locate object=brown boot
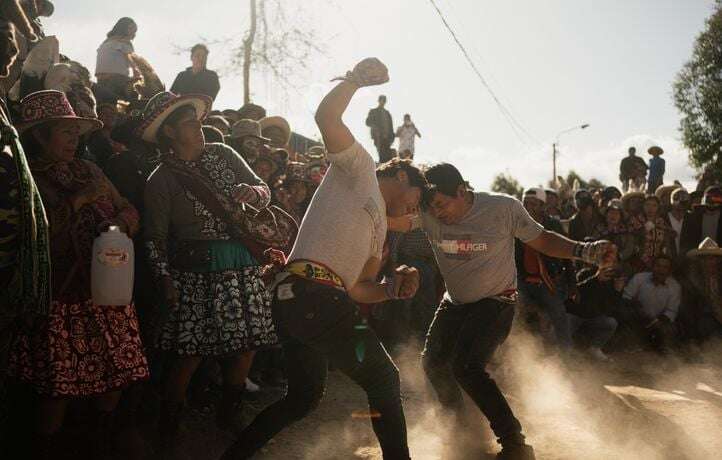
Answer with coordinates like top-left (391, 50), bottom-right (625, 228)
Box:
top-left (215, 384), bottom-right (245, 433)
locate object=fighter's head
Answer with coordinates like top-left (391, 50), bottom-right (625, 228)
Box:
top-left (423, 163), bottom-right (471, 225)
top-left (376, 158), bottom-right (426, 213)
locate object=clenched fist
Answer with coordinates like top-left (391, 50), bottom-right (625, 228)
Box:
top-left (332, 57), bottom-right (389, 88)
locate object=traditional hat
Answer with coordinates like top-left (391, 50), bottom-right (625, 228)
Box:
top-left (621, 190), bottom-right (646, 206)
top-left (701, 185), bottom-right (722, 208)
top-left (670, 188), bottom-right (690, 205)
top-left (228, 118), bottom-right (271, 142)
top-left (260, 116), bottom-right (291, 145)
top-left (648, 146), bottom-right (664, 156)
top-left (16, 90), bottom-right (102, 134)
top-left (237, 102), bottom-right (266, 121)
top-left (602, 186), bottom-right (622, 202)
top-left (523, 187), bottom-right (546, 203)
top-left (138, 91), bottom-right (211, 143)
top-left (202, 125), bottom-right (224, 144)
top-left (285, 162), bottom-right (312, 183)
top-left (687, 237), bottom-right (722, 258)
top-left (306, 145), bottom-right (326, 159)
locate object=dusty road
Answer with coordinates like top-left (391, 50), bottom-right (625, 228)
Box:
top-left (180, 325), bottom-right (722, 460)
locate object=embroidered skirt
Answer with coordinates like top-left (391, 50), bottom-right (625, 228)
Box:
top-left (8, 300), bottom-right (149, 397)
top-left (160, 266), bottom-right (277, 356)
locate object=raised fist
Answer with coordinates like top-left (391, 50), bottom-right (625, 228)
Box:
top-left (333, 57), bottom-right (389, 88)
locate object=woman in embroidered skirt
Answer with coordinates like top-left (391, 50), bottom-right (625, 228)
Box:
top-left (7, 90), bottom-right (149, 457)
top-left (140, 92), bottom-right (277, 452)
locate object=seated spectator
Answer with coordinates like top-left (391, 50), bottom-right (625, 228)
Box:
top-left (680, 185), bottom-right (722, 255)
top-left (667, 188), bottom-right (691, 257)
top-left (566, 265), bottom-right (621, 360)
top-left (260, 115), bottom-right (291, 149)
top-left (226, 118), bottom-right (269, 164)
top-left (95, 17), bottom-right (140, 102)
top-left (682, 238), bottom-right (722, 342)
top-left (630, 195), bottom-right (674, 270)
top-left (276, 162), bottom-right (312, 222)
top-left (593, 199), bottom-right (635, 274)
top-left (170, 43), bottom-right (220, 101)
top-left (545, 188), bottom-right (562, 219)
top-left (621, 255), bottom-right (681, 353)
top-left (517, 188), bottom-right (575, 349)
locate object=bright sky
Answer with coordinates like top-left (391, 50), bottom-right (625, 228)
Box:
top-left (45, 0), bottom-right (716, 190)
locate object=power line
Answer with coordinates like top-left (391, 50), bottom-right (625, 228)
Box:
top-left (427, 0), bottom-right (540, 147)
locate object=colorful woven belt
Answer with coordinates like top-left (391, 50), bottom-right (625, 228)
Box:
top-left (285, 260), bottom-right (345, 289)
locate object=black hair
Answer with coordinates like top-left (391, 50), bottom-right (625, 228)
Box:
top-left (424, 163), bottom-right (466, 197)
top-left (191, 43), bottom-right (209, 55)
top-left (156, 105), bottom-right (197, 151)
top-left (376, 158), bottom-right (426, 189)
top-left (106, 17), bottom-right (136, 39)
top-left (628, 146), bottom-right (636, 154)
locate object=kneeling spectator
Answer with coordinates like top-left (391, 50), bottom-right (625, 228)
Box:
top-left (565, 265), bottom-right (621, 360)
top-left (683, 238), bottom-right (722, 342)
top-left (622, 255), bottom-right (681, 353)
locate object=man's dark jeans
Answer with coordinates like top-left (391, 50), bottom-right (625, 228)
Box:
top-left (222, 277), bottom-right (410, 460)
top-left (422, 298), bottom-right (524, 446)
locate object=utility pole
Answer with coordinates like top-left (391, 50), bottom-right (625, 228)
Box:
top-left (552, 142), bottom-right (557, 184)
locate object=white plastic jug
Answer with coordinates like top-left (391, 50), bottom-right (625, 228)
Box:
top-left (91, 226), bottom-right (134, 306)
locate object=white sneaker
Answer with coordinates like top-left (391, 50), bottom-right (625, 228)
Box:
top-left (245, 377), bottom-right (261, 392)
top-left (588, 347), bottom-right (612, 362)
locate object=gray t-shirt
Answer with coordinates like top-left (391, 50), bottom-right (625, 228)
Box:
top-left (422, 192), bottom-right (543, 305)
top-left (288, 142), bottom-right (386, 288)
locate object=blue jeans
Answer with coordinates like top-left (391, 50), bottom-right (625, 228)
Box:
top-left (519, 281), bottom-right (573, 348)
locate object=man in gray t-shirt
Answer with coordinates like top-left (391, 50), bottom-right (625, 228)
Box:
top-left (415, 163), bottom-right (615, 460)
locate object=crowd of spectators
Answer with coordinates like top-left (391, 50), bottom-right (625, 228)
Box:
top-left (0, 5), bottom-right (721, 460)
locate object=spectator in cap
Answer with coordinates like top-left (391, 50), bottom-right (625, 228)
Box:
top-left (647, 146), bottom-right (665, 194)
top-left (600, 186), bottom-right (622, 215)
top-left (517, 187), bottom-right (576, 349)
top-left (593, 199), bottom-right (635, 273)
top-left (259, 115), bottom-right (291, 149)
top-left (238, 102), bottom-right (266, 121)
top-left (680, 185), bottom-right (722, 255)
top-left (170, 43), bottom-right (220, 101)
top-left (622, 189), bottom-right (645, 222)
top-left (227, 118), bottom-right (271, 165)
top-left (619, 146), bottom-right (648, 192)
top-left (667, 188), bottom-right (690, 256)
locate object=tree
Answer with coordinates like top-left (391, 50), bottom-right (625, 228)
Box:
top-left (233, 0), bottom-right (326, 104)
top-left (491, 173), bottom-right (523, 199)
top-left (673, 2), bottom-right (722, 181)
top-left (564, 170), bottom-right (605, 191)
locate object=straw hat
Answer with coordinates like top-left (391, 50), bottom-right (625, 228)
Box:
top-left (648, 146), bottom-right (664, 156)
top-left (259, 116), bottom-right (291, 145)
top-left (228, 118), bottom-right (271, 142)
top-left (621, 190), bottom-right (646, 206)
top-left (523, 187), bottom-right (546, 203)
top-left (687, 237), bottom-right (722, 258)
top-left (16, 90), bottom-right (102, 135)
top-left (138, 91), bottom-right (211, 143)
top-left (285, 162), bottom-right (312, 184)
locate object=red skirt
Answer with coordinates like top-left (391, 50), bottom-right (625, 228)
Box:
top-left (8, 300), bottom-right (149, 397)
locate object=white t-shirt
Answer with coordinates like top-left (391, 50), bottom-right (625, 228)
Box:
top-left (288, 142), bottom-right (386, 288)
top-left (396, 123), bottom-right (418, 154)
top-left (96, 38), bottom-right (133, 76)
top-left (422, 192), bottom-right (544, 304)
top-left (623, 272), bottom-right (681, 321)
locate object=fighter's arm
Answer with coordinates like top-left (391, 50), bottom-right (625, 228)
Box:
top-left (347, 257), bottom-right (419, 304)
top-left (315, 81), bottom-right (358, 154)
top-left (526, 230), bottom-right (617, 268)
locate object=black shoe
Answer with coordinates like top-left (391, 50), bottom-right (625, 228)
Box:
top-left (497, 444), bottom-right (536, 460)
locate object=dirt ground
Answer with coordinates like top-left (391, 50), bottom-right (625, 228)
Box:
top-left (176, 321), bottom-right (722, 460)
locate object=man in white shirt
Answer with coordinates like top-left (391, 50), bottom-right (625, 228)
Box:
top-left (623, 255), bottom-right (681, 351)
top-left (668, 188), bottom-right (690, 256)
top-left (222, 58), bottom-right (424, 460)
